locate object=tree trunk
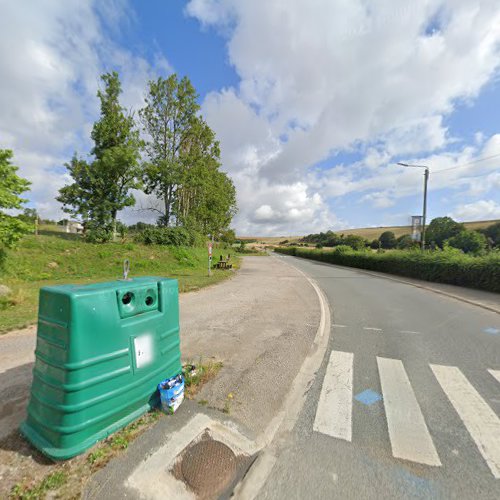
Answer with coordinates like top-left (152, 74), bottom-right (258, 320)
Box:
top-left (112, 210), bottom-right (117, 241)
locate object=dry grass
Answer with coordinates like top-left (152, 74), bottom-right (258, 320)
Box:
top-left (8, 409), bottom-right (163, 499)
top-left (183, 359), bottom-right (224, 399)
top-left (240, 219), bottom-right (500, 244)
top-left (6, 360), bottom-right (224, 499)
top-left (334, 219), bottom-right (499, 240)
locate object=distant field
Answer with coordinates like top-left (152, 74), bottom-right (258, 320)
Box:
top-left (241, 219), bottom-right (500, 244)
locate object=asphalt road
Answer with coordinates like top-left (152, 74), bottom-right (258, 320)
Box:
top-left (258, 255), bottom-right (500, 500)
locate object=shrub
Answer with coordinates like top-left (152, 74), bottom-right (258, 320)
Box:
top-left (300, 230), bottom-right (342, 247)
top-left (274, 246), bottom-right (500, 293)
top-left (219, 228), bottom-right (236, 245)
top-left (397, 234), bottom-right (418, 250)
top-left (85, 223), bottom-right (113, 243)
top-left (332, 245), bottom-right (353, 255)
top-left (426, 217), bottom-right (464, 248)
top-left (483, 222), bottom-right (500, 247)
top-left (134, 227), bottom-right (203, 246)
top-left (379, 231), bottom-right (397, 249)
top-left (446, 230), bottom-right (487, 255)
top-left (343, 235), bottom-right (368, 250)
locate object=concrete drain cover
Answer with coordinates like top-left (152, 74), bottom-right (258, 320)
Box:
top-left (181, 439), bottom-right (237, 496)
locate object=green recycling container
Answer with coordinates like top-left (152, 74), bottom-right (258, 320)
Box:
top-left (20, 277), bottom-right (181, 460)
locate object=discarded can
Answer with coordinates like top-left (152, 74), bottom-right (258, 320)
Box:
top-left (158, 374), bottom-right (184, 414)
top-left (183, 364), bottom-right (197, 378)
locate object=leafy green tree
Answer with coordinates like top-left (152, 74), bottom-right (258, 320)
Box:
top-left (175, 116), bottom-right (237, 234)
top-left (396, 234), bottom-right (418, 249)
top-left (58, 72), bottom-right (141, 241)
top-left (300, 230), bottom-right (341, 247)
top-left (324, 231), bottom-right (341, 247)
top-left (57, 155), bottom-right (93, 227)
top-left (447, 230), bottom-right (487, 254)
top-left (18, 208), bottom-right (38, 223)
top-left (220, 228), bottom-right (236, 245)
top-left (483, 222), bottom-right (500, 247)
top-left (140, 75), bottom-right (237, 234)
top-left (379, 231), bottom-right (397, 249)
top-left (343, 234), bottom-right (367, 250)
top-left (426, 217), bottom-right (464, 248)
top-left (128, 221), bottom-right (155, 233)
top-left (0, 149), bottom-right (31, 247)
top-left (140, 74), bottom-right (199, 226)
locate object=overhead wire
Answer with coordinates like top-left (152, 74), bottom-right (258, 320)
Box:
top-left (432, 151), bottom-right (500, 174)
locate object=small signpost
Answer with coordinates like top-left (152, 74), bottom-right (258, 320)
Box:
top-left (208, 241), bottom-right (213, 277)
top-left (411, 215), bottom-right (423, 242)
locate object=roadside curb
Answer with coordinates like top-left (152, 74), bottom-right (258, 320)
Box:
top-left (357, 269), bottom-right (500, 315)
top-left (234, 256), bottom-right (332, 499)
top-left (279, 254), bottom-right (499, 315)
top-left (360, 268), bottom-right (500, 314)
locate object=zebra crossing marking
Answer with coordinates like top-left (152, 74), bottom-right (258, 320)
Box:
top-left (489, 369), bottom-right (500, 385)
top-left (313, 352), bottom-right (500, 476)
top-left (431, 364), bottom-right (500, 479)
top-left (377, 357), bottom-right (441, 466)
top-left (313, 350), bottom-right (353, 441)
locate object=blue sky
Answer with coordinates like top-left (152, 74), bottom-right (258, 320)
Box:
top-left (1, 0), bottom-right (500, 235)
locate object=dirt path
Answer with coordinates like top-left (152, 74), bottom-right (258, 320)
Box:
top-left (0, 256), bottom-right (320, 496)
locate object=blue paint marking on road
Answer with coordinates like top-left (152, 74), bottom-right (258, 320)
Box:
top-left (483, 327), bottom-right (500, 335)
top-left (354, 389), bottom-right (382, 406)
top-left (394, 468), bottom-right (437, 499)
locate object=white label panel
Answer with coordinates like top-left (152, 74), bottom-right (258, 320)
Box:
top-left (134, 335), bottom-right (153, 369)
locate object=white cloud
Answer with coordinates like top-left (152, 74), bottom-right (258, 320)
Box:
top-left (450, 200), bottom-right (500, 221)
top-left (2, 1), bottom-right (500, 234)
top-left (0, 0), bottom-right (169, 221)
top-left (188, 0), bottom-right (500, 233)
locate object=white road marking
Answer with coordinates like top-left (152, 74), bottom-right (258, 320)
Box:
top-left (489, 370), bottom-right (500, 384)
top-left (363, 327), bottom-right (382, 331)
top-left (431, 364), bottom-right (500, 478)
top-left (400, 330), bottom-right (421, 334)
top-left (377, 357), bottom-right (441, 466)
top-left (332, 324), bottom-right (347, 328)
top-left (313, 350), bottom-right (353, 441)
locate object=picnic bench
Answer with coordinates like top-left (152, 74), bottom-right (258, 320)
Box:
top-left (214, 254), bottom-right (233, 269)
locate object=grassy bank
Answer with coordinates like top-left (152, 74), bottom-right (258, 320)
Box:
top-left (275, 246), bottom-right (500, 293)
top-left (0, 233), bottom-right (238, 333)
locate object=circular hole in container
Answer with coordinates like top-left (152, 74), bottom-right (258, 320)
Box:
top-left (122, 292), bottom-right (134, 305)
top-left (145, 295), bottom-right (154, 306)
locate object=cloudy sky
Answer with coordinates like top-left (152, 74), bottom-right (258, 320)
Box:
top-left (2, 0), bottom-right (500, 235)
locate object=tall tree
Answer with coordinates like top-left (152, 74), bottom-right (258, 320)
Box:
top-left (57, 155), bottom-right (93, 226)
top-left (57, 72), bottom-right (141, 240)
top-left (139, 74), bottom-right (200, 226)
top-left (176, 117), bottom-right (237, 235)
top-left (0, 149), bottom-right (31, 247)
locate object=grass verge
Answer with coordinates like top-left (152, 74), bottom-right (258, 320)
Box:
top-left (0, 233), bottom-right (238, 333)
top-left (7, 359), bottom-right (224, 499)
top-left (183, 359), bottom-right (224, 399)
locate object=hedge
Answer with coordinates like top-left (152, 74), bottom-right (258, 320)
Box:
top-left (275, 247), bottom-right (500, 293)
top-left (133, 227), bottom-right (205, 247)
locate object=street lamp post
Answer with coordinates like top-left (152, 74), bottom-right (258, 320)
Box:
top-left (397, 162), bottom-right (430, 250)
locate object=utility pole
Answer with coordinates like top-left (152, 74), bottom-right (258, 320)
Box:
top-left (397, 162), bottom-right (430, 250)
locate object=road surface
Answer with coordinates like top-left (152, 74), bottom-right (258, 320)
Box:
top-left (258, 254), bottom-right (500, 499)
